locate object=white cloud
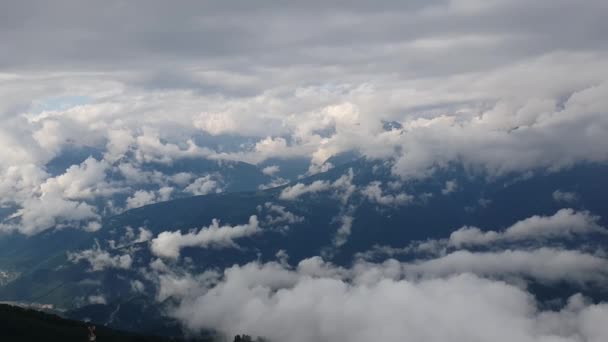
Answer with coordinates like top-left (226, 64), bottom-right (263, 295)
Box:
top-left (164, 255), bottom-right (608, 342)
top-left (333, 215), bottom-right (354, 247)
top-left (40, 157), bottom-right (112, 200)
top-left (279, 169), bottom-right (356, 203)
top-left (125, 187), bottom-right (174, 209)
top-left (449, 209), bottom-right (605, 247)
top-left (68, 242), bottom-right (133, 272)
top-left (279, 180), bottom-right (331, 200)
top-left (0, 157), bottom-right (115, 234)
top-left (261, 165), bottom-right (280, 176)
top-left (361, 181), bottom-right (414, 206)
top-left (183, 175), bottom-right (222, 196)
top-left (150, 216), bottom-right (261, 259)
top-left (403, 248), bottom-right (608, 284)
top-left (2, 194), bottom-right (101, 235)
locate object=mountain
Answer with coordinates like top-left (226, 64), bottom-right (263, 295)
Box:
top-left (1, 159), bottom-right (607, 334)
top-left (0, 303), bottom-right (212, 342)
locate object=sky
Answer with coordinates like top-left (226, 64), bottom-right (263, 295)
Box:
top-left (2, 1), bottom-right (608, 340)
top-left (2, 0), bottom-right (607, 235)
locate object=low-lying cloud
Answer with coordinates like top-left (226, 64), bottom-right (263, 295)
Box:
top-left (151, 216), bottom-right (261, 259)
top-left (449, 209), bottom-right (605, 247)
top-left (165, 255), bottom-right (608, 342)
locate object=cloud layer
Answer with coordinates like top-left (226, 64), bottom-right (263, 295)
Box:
top-left (166, 256), bottom-right (608, 342)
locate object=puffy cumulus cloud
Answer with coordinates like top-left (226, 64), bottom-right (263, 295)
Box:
top-left (39, 157), bottom-right (113, 200)
top-left (130, 227), bottom-right (153, 244)
top-left (0, 157), bottom-right (112, 234)
top-left (164, 255), bottom-right (608, 342)
top-left (150, 216), bottom-right (261, 259)
top-left (2, 195), bottom-right (101, 235)
top-left (389, 80), bottom-right (608, 179)
top-left (68, 242), bottom-right (133, 272)
top-left (183, 175), bottom-right (222, 196)
top-left (0, 164), bottom-right (48, 206)
top-left (125, 187), bottom-right (174, 209)
top-left (361, 181), bottom-right (414, 206)
top-left (449, 209), bottom-right (606, 248)
top-left (261, 165), bottom-right (280, 176)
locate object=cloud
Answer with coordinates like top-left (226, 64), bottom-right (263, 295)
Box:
top-left (183, 175), bottom-right (222, 196)
top-left (163, 255), bottom-right (608, 342)
top-left (150, 216), bottom-right (261, 259)
top-left (2, 194), bottom-right (101, 235)
top-left (553, 190), bottom-right (579, 203)
top-left (361, 181), bottom-right (414, 206)
top-left (39, 157), bottom-right (113, 200)
top-left (279, 169), bottom-right (356, 203)
top-left (279, 180), bottom-right (331, 200)
top-left (402, 248), bottom-right (608, 285)
top-left (130, 280), bottom-right (145, 294)
top-left (110, 226), bottom-right (153, 249)
top-left (259, 202), bottom-right (304, 227)
top-left (0, 157), bottom-right (114, 234)
top-left (125, 187), bottom-right (174, 209)
top-left (261, 165), bottom-right (280, 176)
top-left (333, 215), bottom-right (354, 247)
top-left (146, 207), bottom-right (608, 340)
top-left (87, 294), bottom-right (107, 305)
top-left (441, 180), bottom-right (458, 195)
top-left (68, 242), bottom-right (133, 272)
top-left (449, 209), bottom-right (605, 247)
